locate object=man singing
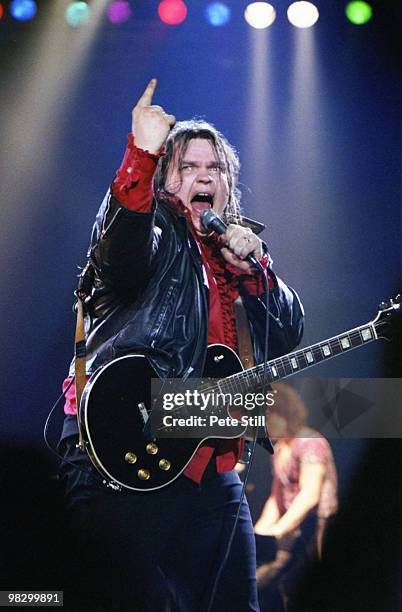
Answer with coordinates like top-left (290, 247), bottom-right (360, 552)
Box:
top-left (59, 79), bottom-right (304, 611)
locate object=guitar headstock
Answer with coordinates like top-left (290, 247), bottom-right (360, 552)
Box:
top-left (373, 295), bottom-right (401, 340)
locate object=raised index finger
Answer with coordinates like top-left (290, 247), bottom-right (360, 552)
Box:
top-left (136, 78), bottom-right (157, 107)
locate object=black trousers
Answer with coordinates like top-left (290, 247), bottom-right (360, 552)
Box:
top-left (59, 436), bottom-right (260, 612)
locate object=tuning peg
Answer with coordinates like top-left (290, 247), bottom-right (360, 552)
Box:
top-left (388, 295), bottom-right (401, 309)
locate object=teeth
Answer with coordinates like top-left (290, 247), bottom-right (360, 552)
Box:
top-left (191, 193), bottom-right (213, 203)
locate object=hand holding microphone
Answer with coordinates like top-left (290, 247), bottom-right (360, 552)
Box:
top-left (201, 209), bottom-right (265, 274)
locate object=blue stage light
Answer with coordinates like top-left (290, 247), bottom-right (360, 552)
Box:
top-left (205, 2), bottom-right (231, 27)
top-left (10, 0), bottom-right (37, 21)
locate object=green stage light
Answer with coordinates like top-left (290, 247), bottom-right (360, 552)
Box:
top-left (345, 1), bottom-right (373, 25)
top-left (65, 1), bottom-right (91, 28)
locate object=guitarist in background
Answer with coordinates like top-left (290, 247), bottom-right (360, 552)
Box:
top-left (59, 79), bottom-right (304, 611)
top-left (254, 383), bottom-right (338, 612)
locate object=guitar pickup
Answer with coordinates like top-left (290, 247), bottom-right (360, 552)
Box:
top-left (138, 402), bottom-right (149, 424)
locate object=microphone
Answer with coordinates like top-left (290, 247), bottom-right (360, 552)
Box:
top-left (201, 209), bottom-right (264, 273)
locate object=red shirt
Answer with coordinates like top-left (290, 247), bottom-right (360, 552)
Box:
top-left (273, 431), bottom-right (338, 518)
top-left (64, 135), bottom-right (272, 484)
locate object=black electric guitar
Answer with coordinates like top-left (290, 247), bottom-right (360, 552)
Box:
top-left (79, 297), bottom-right (400, 491)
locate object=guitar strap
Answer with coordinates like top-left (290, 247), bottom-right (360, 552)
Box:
top-left (234, 296), bottom-right (255, 369)
top-left (73, 262), bottom-right (94, 449)
top-left (74, 298), bottom-right (86, 449)
top-left (234, 295), bottom-right (274, 454)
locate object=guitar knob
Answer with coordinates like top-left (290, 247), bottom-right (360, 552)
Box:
top-left (138, 469), bottom-right (150, 480)
top-left (146, 443), bottom-right (158, 455)
top-left (124, 452), bottom-right (137, 464)
top-left (159, 459), bottom-right (171, 471)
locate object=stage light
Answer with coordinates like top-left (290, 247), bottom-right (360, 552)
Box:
top-left (205, 2), bottom-right (231, 27)
top-left (10, 0), bottom-right (37, 22)
top-left (244, 2), bottom-right (276, 29)
top-left (158, 0), bottom-right (187, 26)
top-left (287, 2), bottom-right (319, 28)
top-left (345, 1), bottom-right (373, 25)
top-left (65, 1), bottom-right (91, 28)
top-left (106, 0), bottom-right (131, 24)
top-left (0, 3), bottom-right (4, 20)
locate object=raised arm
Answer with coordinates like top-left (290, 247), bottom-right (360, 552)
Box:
top-left (88, 79), bottom-right (176, 294)
top-left (132, 78), bottom-right (176, 154)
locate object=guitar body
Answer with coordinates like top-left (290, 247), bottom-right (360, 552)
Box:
top-left (80, 344), bottom-right (244, 491)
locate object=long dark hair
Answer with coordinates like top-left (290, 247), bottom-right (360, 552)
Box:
top-left (153, 119), bottom-right (242, 224)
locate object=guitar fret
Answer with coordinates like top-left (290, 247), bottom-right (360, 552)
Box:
top-left (312, 346), bottom-right (322, 361)
top-left (299, 351), bottom-right (309, 367)
top-left (242, 374), bottom-right (252, 390)
top-left (275, 359), bottom-right (287, 378)
top-left (351, 330), bottom-right (364, 347)
top-left (281, 355), bottom-right (294, 376)
top-left (268, 360), bottom-right (283, 380)
top-left (221, 379), bottom-right (235, 395)
top-left (330, 337), bottom-right (343, 355)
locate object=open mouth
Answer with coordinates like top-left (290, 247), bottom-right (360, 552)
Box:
top-left (191, 193), bottom-right (213, 207)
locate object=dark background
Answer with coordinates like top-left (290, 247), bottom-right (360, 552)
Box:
top-left (0, 1), bottom-right (400, 609)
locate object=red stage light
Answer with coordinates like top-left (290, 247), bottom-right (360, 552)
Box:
top-left (0, 3), bottom-right (4, 19)
top-left (158, 0), bottom-right (187, 26)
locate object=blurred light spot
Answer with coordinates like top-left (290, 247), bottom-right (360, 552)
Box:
top-left (0, 3), bottom-right (4, 19)
top-left (244, 2), bottom-right (276, 29)
top-left (205, 2), bottom-right (231, 27)
top-left (106, 0), bottom-right (131, 24)
top-left (65, 2), bottom-right (91, 28)
top-left (345, 1), bottom-right (373, 25)
top-left (287, 1), bottom-right (319, 28)
top-left (10, 0), bottom-right (37, 21)
top-left (158, 0), bottom-right (187, 25)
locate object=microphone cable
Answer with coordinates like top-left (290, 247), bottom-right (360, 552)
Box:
top-left (206, 262), bottom-right (271, 612)
top-left (43, 377), bottom-right (104, 484)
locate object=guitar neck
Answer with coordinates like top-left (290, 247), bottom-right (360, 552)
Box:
top-left (220, 320), bottom-right (379, 394)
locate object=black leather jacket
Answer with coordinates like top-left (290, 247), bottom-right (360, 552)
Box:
top-left (75, 190), bottom-right (304, 379)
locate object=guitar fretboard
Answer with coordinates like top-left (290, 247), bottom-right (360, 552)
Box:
top-left (218, 322), bottom-right (378, 396)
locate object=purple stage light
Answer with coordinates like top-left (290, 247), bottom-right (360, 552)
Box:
top-left (107, 0), bottom-right (132, 24)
